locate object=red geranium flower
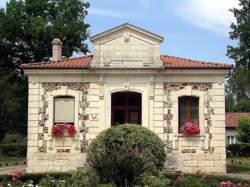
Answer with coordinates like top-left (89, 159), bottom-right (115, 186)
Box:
top-left (52, 124), bottom-right (77, 137)
top-left (67, 124), bottom-right (77, 136)
top-left (52, 124), bottom-right (63, 137)
top-left (180, 121), bottom-right (200, 135)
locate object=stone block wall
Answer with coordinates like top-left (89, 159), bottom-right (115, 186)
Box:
top-left (26, 73), bottom-right (226, 174)
top-left (27, 82), bottom-right (99, 173)
top-left (162, 82), bottom-right (226, 173)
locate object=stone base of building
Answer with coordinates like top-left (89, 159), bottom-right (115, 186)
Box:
top-left (26, 152), bottom-right (226, 174)
top-left (165, 153), bottom-right (226, 174)
top-left (26, 153), bottom-right (86, 173)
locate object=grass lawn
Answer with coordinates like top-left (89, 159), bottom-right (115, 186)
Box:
top-left (0, 155), bottom-right (26, 167)
top-left (227, 157), bottom-right (250, 174)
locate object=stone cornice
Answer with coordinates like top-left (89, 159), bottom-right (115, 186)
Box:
top-left (24, 68), bottom-right (230, 76)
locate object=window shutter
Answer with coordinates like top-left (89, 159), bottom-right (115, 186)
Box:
top-left (54, 97), bottom-right (75, 123)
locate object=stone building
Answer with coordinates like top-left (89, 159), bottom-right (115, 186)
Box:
top-left (21, 23), bottom-right (232, 173)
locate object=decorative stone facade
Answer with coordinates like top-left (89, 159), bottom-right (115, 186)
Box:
top-left (163, 82), bottom-right (226, 173)
top-left (25, 23), bottom-right (229, 173)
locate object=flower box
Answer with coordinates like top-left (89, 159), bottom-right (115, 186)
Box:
top-left (180, 121), bottom-right (200, 135)
top-left (52, 123), bottom-right (77, 137)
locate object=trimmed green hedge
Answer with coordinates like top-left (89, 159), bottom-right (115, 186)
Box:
top-left (227, 143), bottom-right (250, 157)
top-left (0, 143), bottom-right (27, 157)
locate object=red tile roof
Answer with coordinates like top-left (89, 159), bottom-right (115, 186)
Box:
top-left (226, 113), bottom-right (250, 127)
top-left (20, 56), bottom-right (92, 69)
top-left (161, 55), bottom-right (233, 69)
top-left (20, 55), bottom-right (233, 70)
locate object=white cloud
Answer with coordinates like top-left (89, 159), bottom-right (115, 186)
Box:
top-left (175, 0), bottom-right (239, 35)
top-left (89, 7), bottom-right (133, 19)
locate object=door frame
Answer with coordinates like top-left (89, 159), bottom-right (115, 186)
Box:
top-left (105, 88), bottom-right (148, 130)
top-left (111, 91), bottom-right (142, 125)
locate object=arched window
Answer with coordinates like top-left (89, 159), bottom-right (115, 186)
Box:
top-left (54, 96), bottom-right (75, 124)
top-left (178, 96), bottom-right (199, 131)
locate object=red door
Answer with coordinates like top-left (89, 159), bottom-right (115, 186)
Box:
top-left (111, 92), bottom-right (141, 126)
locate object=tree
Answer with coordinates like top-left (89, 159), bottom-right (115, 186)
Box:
top-left (87, 125), bottom-right (166, 187)
top-left (227, 0), bottom-right (250, 112)
top-left (236, 119), bottom-right (250, 143)
top-left (0, 0), bottom-right (90, 142)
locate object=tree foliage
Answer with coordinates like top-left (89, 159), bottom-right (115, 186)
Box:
top-left (236, 119), bottom-right (250, 143)
top-left (87, 124), bottom-right (166, 187)
top-left (227, 0), bottom-right (250, 112)
top-left (0, 0), bottom-right (89, 142)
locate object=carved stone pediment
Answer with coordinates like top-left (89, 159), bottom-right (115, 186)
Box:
top-left (90, 23), bottom-right (164, 69)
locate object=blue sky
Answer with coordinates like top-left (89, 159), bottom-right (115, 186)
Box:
top-left (0, 0), bottom-right (239, 64)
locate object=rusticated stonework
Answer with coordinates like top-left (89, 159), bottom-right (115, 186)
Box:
top-left (38, 94), bottom-right (49, 152)
top-left (38, 82), bottom-right (89, 153)
top-left (203, 92), bottom-right (215, 153)
top-left (78, 88), bottom-right (90, 153)
top-left (163, 83), bottom-right (214, 153)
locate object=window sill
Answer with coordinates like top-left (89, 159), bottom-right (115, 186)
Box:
top-left (52, 135), bottom-right (76, 138)
top-left (53, 123), bottom-right (75, 125)
top-left (174, 134), bottom-right (205, 138)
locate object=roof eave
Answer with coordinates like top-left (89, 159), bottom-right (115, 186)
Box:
top-left (165, 67), bottom-right (233, 70)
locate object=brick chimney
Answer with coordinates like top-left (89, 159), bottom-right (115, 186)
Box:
top-left (51, 38), bottom-right (62, 61)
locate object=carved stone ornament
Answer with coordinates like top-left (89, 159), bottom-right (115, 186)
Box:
top-left (43, 82), bottom-right (89, 93)
top-left (38, 94), bottom-right (49, 153)
top-left (38, 140), bottom-right (47, 153)
top-left (164, 83), bottom-right (212, 94)
top-left (57, 149), bottom-right (71, 153)
top-left (165, 140), bottom-right (173, 153)
top-left (181, 149), bottom-right (196, 153)
top-left (39, 82), bottom-right (90, 153)
top-left (38, 133), bottom-right (44, 140)
top-left (77, 83), bottom-right (90, 153)
top-left (163, 82), bottom-right (213, 153)
top-left (164, 126), bottom-right (173, 134)
top-left (203, 92), bottom-right (215, 153)
top-left (124, 32), bottom-right (130, 42)
top-left (80, 139), bottom-right (89, 153)
top-left (43, 127), bottom-right (48, 133)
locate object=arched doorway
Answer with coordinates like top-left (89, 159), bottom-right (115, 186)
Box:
top-left (111, 91), bottom-right (142, 126)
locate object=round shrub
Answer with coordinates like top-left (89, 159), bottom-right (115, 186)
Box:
top-left (87, 124), bottom-right (166, 186)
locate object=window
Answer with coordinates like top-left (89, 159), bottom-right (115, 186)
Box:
top-left (227, 136), bottom-right (236, 145)
top-left (178, 96), bottom-right (199, 131)
top-left (54, 96), bottom-right (75, 124)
